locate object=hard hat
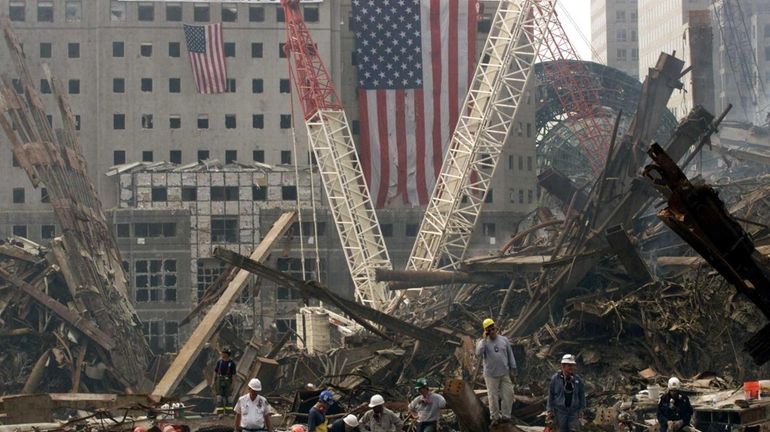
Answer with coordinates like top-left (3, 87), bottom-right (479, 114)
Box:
top-left (343, 415), bottom-right (359, 428)
top-left (291, 425), bottom-right (306, 432)
top-left (319, 390), bottom-right (334, 404)
top-left (482, 318), bottom-right (495, 330)
top-left (369, 394), bottom-right (385, 407)
top-left (248, 378), bottom-right (262, 391)
top-left (668, 377), bottom-right (681, 390)
top-left (414, 378), bottom-right (429, 389)
top-left (561, 354), bottom-right (577, 364)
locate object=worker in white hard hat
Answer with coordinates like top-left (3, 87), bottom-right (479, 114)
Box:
top-left (360, 394), bottom-right (403, 432)
top-left (546, 354), bottom-right (586, 432)
top-left (657, 377), bottom-right (693, 432)
top-left (329, 414), bottom-right (361, 432)
top-left (234, 378), bottom-right (274, 432)
top-left (475, 318), bottom-right (517, 424)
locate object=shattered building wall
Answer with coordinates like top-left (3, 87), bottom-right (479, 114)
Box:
top-left (115, 166), bottom-right (346, 351)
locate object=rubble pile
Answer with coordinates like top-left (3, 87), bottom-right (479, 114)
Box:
top-left (3, 12), bottom-right (770, 432)
top-left (0, 238), bottom-right (133, 395)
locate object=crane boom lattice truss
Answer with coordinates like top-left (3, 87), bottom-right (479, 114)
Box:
top-left (536, 5), bottom-right (614, 174)
top-left (711, 0), bottom-right (766, 123)
top-left (282, 0), bottom-right (392, 310)
top-left (402, 0), bottom-right (556, 284)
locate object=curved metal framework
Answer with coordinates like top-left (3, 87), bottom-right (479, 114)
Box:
top-left (534, 60), bottom-right (679, 182)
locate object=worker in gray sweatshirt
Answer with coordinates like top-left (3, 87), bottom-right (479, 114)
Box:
top-left (475, 318), bottom-right (517, 424)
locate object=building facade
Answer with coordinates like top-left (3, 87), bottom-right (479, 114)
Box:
top-left (0, 0), bottom-right (539, 353)
top-left (637, 0), bottom-right (711, 118)
top-left (591, 0), bottom-right (639, 79)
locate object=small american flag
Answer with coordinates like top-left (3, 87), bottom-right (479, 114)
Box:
top-left (184, 23), bottom-right (227, 94)
top-left (354, 0), bottom-right (477, 208)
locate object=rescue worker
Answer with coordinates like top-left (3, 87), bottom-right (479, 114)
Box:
top-left (360, 394), bottom-right (404, 432)
top-left (546, 354), bottom-right (586, 432)
top-left (215, 348), bottom-right (237, 414)
top-left (657, 377), bottom-right (693, 432)
top-left (475, 318), bottom-right (517, 424)
top-left (308, 390), bottom-right (335, 432)
top-left (408, 378), bottom-right (446, 432)
top-left (233, 378), bottom-right (274, 432)
top-left (329, 415), bottom-right (361, 432)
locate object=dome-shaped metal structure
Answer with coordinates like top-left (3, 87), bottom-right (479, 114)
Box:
top-left (534, 60), bottom-right (679, 183)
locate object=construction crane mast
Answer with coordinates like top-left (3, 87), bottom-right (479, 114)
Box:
top-left (281, 0), bottom-right (392, 310)
top-left (711, 0), bottom-right (766, 123)
top-left (402, 0), bottom-right (558, 282)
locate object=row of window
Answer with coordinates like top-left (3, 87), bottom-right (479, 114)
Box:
top-left (616, 48), bottom-right (639, 62)
top-left (88, 77), bottom-right (291, 95)
top-left (115, 222), bottom-right (177, 239)
top-left (9, 1), bottom-right (321, 24)
top-left (8, 224), bottom-right (55, 239)
top-left (33, 40), bottom-right (286, 60)
top-left (111, 113), bottom-right (294, 131)
top-left (11, 187), bottom-right (48, 204)
top-left (111, 2), bottom-right (319, 24)
top-left (615, 29), bottom-right (638, 43)
top-left (615, 10), bottom-right (638, 22)
top-left (113, 149), bottom-right (298, 166)
top-left (145, 185), bottom-right (298, 203)
top-left (508, 155), bottom-right (535, 172)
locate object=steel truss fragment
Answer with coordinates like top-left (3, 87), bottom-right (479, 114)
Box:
top-left (306, 109), bottom-right (392, 309)
top-left (402, 0), bottom-right (556, 291)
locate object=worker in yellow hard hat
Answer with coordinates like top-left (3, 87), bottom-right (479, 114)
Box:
top-left (475, 318), bottom-right (517, 425)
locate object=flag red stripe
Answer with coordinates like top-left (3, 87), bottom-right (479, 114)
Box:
top-left (206, 25), bottom-right (216, 92)
top-left (430, 0), bottom-right (443, 178)
top-left (217, 24), bottom-right (227, 91)
top-left (358, 91), bottom-right (372, 188)
top-left (189, 55), bottom-right (200, 92)
top-left (415, 89), bottom-right (428, 204)
top-left (193, 54), bottom-right (204, 93)
top-left (376, 91), bottom-right (390, 208)
top-left (396, 90), bottom-right (408, 204)
top-left (209, 24), bottom-right (221, 92)
top-left (448, 0), bottom-right (459, 134)
top-left (214, 24), bottom-right (226, 92)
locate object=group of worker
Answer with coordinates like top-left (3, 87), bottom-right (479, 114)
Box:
top-left (221, 317), bottom-right (694, 432)
top-left (227, 377), bottom-right (444, 432)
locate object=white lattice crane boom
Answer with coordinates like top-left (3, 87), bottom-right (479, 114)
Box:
top-left (281, 0), bottom-right (392, 310)
top-left (400, 0), bottom-right (556, 293)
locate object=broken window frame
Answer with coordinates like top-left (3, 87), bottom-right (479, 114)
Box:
top-left (134, 259), bottom-right (177, 303)
top-left (211, 216), bottom-right (239, 243)
top-left (64, 0), bottom-right (81, 23)
top-left (110, 0), bottom-right (126, 21)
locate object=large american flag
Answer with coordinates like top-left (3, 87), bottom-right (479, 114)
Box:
top-left (184, 23), bottom-right (227, 94)
top-left (353, 0), bottom-right (478, 208)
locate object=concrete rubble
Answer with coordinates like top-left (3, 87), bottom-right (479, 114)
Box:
top-left (2, 12), bottom-right (770, 432)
